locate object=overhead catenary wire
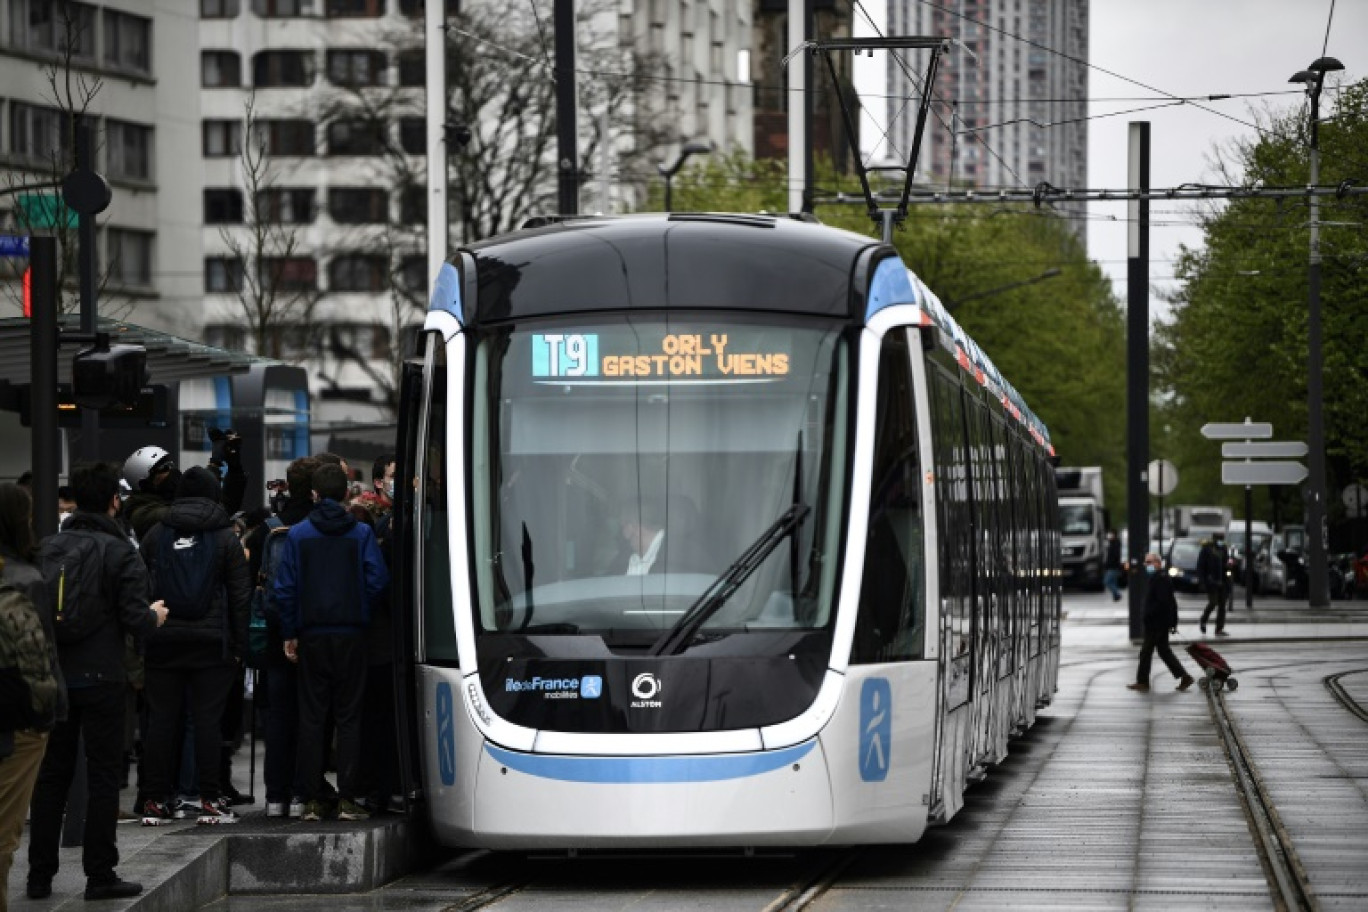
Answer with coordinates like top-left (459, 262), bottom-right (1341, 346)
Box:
top-left (911, 0), bottom-right (1269, 135)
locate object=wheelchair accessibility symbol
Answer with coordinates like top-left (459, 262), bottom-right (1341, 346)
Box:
top-left (858, 678), bottom-right (891, 782)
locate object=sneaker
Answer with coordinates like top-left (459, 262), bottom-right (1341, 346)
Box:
top-left (300, 800), bottom-right (327, 821)
top-left (266, 801), bottom-right (287, 818)
top-left (1215, 630), bottom-right (1230, 637)
top-left (197, 797), bottom-right (239, 825)
top-left (84, 877), bottom-right (143, 900)
top-left (173, 797), bottom-right (200, 820)
top-left (1177, 674), bottom-right (1195, 692)
top-left (1126, 682), bottom-right (1150, 692)
top-left (1199, 624), bottom-right (1206, 634)
top-left (141, 799), bottom-right (176, 827)
top-left (337, 799), bottom-right (371, 821)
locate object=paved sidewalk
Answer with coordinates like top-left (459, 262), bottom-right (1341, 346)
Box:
top-left (1062, 587), bottom-right (1368, 647)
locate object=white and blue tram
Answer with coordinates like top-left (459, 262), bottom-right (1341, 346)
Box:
top-left (391, 213), bottom-right (1061, 849)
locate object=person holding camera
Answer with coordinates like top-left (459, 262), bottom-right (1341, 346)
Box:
top-left (121, 430), bottom-right (246, 544)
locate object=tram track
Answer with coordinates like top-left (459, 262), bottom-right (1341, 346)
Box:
top-left (1325, 670), bottom-right (1368, 724)
top-left (761, 847), bottom-right (863, 912)
top-left (438, 880), bottom-right (530, 912)
top-left (1206, 674), bottom-right (1318, 912)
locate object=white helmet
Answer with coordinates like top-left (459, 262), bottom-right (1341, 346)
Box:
top-left (122, 446), bottom-right (175, 491)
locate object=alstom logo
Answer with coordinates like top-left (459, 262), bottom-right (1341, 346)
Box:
top-left (630, 673), bottom-right (662, 708)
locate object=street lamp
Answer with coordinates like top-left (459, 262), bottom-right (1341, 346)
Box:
top-left (944, 267), bottom-right (1062, 310)
top-left (1289, 55), bottom-right (1344, 608)
top-left (658, 141), bottom-right (712, 212)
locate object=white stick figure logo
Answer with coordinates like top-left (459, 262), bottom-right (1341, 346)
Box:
top-left (864, 690), bottom-right (886, 771)
top-left (859, 678), bottom-right (891, 782)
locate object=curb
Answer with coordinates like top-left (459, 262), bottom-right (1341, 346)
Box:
top-left (120, 815), bottom-right (432, 910)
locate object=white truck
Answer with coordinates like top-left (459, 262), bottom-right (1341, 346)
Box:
top-left (1055, 466), bottom-right (1108, 590)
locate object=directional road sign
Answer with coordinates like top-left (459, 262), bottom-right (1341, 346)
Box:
top-left (1222, 441), bottom-right (1309, 459)
top-left (0, 235), bottom-right (29, 257)
top-left (1221, 461), bottom-right (1309, 486)
top-left (1202, 421), bottom-right (1273, 440)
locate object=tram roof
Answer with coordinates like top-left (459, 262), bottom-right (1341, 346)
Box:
top-left (457, 213), bottom-right (883, 323)
top-left (437, 213), bottom-right (1052, 452)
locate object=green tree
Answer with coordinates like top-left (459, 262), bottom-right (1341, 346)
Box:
top-left (642, 153), bottom-right (1129, 514)
top-left (1157, 77), bottom-right (1368, 527)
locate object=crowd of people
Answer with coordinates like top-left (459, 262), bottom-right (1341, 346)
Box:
top-left (0, 438), bottom-right (398, 905)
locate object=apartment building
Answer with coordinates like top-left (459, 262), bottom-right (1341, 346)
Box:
top-left (198, 0), bottom-right (754, 428)
top-left (881, 0), bottom-right (1088, 198)
top-left (0, 0), bottom-right (203, 336)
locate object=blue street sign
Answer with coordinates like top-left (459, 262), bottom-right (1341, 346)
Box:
top-left (0, 235), bottom-right (30, 257)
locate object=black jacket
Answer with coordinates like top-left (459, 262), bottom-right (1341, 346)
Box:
top-left (47, 512), bottom-right (157, 687)
top-left (140, 496), bottom-right (251, 666)
top-left (1142, 571), bottom-right (1180, 633)
top-left (124, 491), bottom-right (170, 544)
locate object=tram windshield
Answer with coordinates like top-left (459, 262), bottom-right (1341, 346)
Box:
top-left (469, 315), bottom-right (850, 657)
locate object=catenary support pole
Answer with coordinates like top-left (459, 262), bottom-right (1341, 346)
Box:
top-left (425, 0), bottom-right (447, 288)
top-left (1305, 83), bottom-right (1330, 608)
top-left (1126, 122), bottom-right (1150, 642)
top-left (75, 117), bottom-right (99, 463)
top-left (554, 0), bottom-right (578, 216)
top-left (786, 0), bottom-right (805, 214)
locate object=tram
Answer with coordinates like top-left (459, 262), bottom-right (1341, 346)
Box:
top-left (391, 213), bottom-right (1061, 848)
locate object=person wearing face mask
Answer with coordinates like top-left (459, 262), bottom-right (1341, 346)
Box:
top-left (1128, 552), bottom-right (1194, 693)
top-left (352, 454), bottom-right (396, 524)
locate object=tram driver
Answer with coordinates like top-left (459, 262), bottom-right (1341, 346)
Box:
top-left (614, 493), bottom-right (712, 576)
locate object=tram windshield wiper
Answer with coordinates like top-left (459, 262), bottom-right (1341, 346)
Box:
top-left (648, 503), bottom-right (811, 657)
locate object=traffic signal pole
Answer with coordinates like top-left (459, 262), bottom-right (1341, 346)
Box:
top-left (29, 236), bottom-right (59, 541)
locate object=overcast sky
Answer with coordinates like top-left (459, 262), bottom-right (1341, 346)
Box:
top-left (853, 1), bottom-right (1366, 310)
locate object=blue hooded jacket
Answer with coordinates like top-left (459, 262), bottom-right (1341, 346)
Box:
top-left (273, 499), bottom-right (389, 639)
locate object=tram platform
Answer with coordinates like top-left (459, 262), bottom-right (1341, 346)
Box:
top-left (7, 749), bottom-right (433, 911)
top-left (9, 591), bottom-right (1368, 910)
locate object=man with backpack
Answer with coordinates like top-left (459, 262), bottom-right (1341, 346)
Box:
top-left (27, 463), bottom-right (168, 902)
top-left (136, 467), bottom-right (251, 826)
top-left (243, 456), bottom-right (318, 817)
top-left (275, 463), bottom-right (389, 822)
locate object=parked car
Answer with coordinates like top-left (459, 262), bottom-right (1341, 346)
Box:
top-left (1164, 537), bottom-right (1205, 593)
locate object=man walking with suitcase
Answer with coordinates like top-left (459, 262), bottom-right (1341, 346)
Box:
top-left (1128, 552), bottom-right (1194, 693)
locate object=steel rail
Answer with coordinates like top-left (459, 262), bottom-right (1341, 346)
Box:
top-left (1207, 679), bottom-right (1318, 912)
top-left (1324, 671), bottom-right (1368, 724)
top-left (438, 881), bottom-right (529, 912)
top-left (761, 847), bottom-right (863, 912)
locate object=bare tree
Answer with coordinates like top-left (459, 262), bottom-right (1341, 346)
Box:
top-left (1, 3), bottom-right (128, 318)
top-left (217, 92), bottom-right (323, 356)
top-left (302, 0), bottom-right (672, 415)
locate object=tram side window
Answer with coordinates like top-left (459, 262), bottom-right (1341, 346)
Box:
top-left (852, 331), bottom-right (925, 664)
top-left (419, 333), bottom-right (458, 662)
top-left (931, 367), bottom-right (972, 659)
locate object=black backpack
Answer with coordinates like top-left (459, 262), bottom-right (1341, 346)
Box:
top-left (37, 531), bottom-right (111, 644)
top-left (155, 526), bottom-right (220, 621)
top-left (246, 517), bottom-right (288, 668)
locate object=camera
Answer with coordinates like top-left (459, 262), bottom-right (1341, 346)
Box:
top-left (206, 427), bottom-right (242, 470)
top-left (266, 479), bottom-right (287, 514)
